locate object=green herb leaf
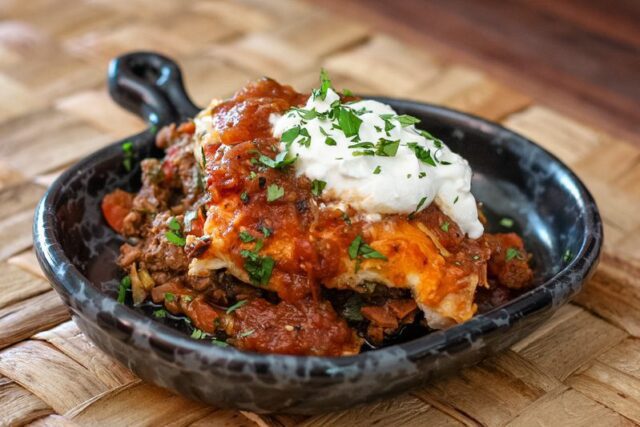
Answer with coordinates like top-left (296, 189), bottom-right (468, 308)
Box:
top-left (226, 299), bottom-right (248, 314)
top-left (440, 222), bottom-right (450, 232)
top-left (348, 235), bottom-right (386, 262)
top-left (348, 235), bottom-right (362, 260)
top-left (338, 108), bottom-right (362, 137)
top-left (164, 292), bottom-right (175, 302)
top-left (407, 142), bottom-right (436, 166)
top-left (191, 329), bottom-right (205, 339)
top-left (396, 114), bottom-right (421, 127)
top-left (499, 217), bottom-right (514, 228)
top-left (311, 179), bottom-right (327, 197)
top-left (563, 249), bottom-right (573, 263)
top-left (240, 191), bottom-right (249, 203)
top-left (241, 240), bottom-right (275, 286)
top-left (257, 150), bottom-right (297, 169)
top-left (319, 69), bottom-right (332, 100)
top-left (325, 137), bottom-right (337, 146)
top-left (409, 196), bottom-right (428, 219)
top-left (454, 195), bottom-right (459, 204)
top-left (117, 275), bottom-right (131, 304)
top-left (280, 126), bottom-right (301, 145)
top-left (200, 146), bottom-right (207, 169)
top-left (266, 184), bottom-right (285, 202)
top-left (165, 231), bottom-right (186, 246)
top-left (376, 139), bottom-right (400, 157)
top-left (342, 88), bottom-right (353, 96)
top-left (261, 226), bottom-right (272, 237)
top-left (167, 217), bottom-right (181, 231)
top-left (419, 130), bottom-right (443, 148)
top-left (348, 141), bottom-right (375, 149)
top-left (212, 339), bottom-right (229, 347)
top-left (153, 309), bottom-right (167, 318)
top-left (359, 243), bottom-right (387, 260)
top-left (122, 141), bottom-right (134, 171)
top-left (239, 230), bottom-right (255, 243)
top-left (373, 165), bottom-right (382, 174)
top-left (505, 247), bottom-right (523, 262)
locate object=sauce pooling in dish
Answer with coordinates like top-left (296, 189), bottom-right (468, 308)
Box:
top-left (103, 72), bottom-right (534, 356)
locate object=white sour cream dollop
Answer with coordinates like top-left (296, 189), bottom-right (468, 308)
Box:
top-left (272, 88), bottom-right (484, 238)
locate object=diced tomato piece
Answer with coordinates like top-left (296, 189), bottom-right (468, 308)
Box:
top-left (101, 189), bottom-right (134, 234)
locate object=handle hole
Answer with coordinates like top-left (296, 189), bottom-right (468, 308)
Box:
top-left (129, 58), bottom-right (162, 84)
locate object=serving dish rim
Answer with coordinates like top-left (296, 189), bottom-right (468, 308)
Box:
top-left (33, 103), bottom-right (602, 370)
top-left (32, 50), bottom-right (602, 370)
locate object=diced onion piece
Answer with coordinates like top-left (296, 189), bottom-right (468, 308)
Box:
top-left (130, 263), bottom-right (147, 305)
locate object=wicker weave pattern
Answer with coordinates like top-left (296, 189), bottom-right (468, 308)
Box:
top-left (0, 1), bottom-right (638, 425)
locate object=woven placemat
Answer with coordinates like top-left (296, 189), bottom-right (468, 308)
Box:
top-left (0, 1), bottom-right (639, 425)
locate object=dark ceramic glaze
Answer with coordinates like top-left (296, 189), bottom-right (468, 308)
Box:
top-left (33, 52), bottom-right (602, 414)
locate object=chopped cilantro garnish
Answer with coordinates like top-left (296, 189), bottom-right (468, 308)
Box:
top-left (240, 191), bottom-right (249, 203)
top-left (167, 217), bottom-right (181, 231)
top-left (373, 165), bottom-right (382, 174)
top-left (454, 195), bottom-right (459, 204)
top-left (164, 292), bottom-right (175, 302)
top-left (396, 114), bottom-right (421, 127)
top-left (500, 217), bottom-right (514, 228)
top-left (319, 69), bottom-right (332, 100)
top-left (505, 247), bottom-right (523, 262)
top-left (226, 299), bottom-right (248, 314)
top-left (281, 126), bottom-right (301, 145)
top-left (418, 172), bottom-right (426, 178)
top-left (419, 130), bottom-right (443, 148)
top-left (153, 309), bottom-right (167, 318)
top-left (191, 329), bottom-right (206, 339)
top-left (249, 171), bottom-right (257, 180)
top-left (342, 88), bottom-right (353, 97)
top-left (407, 142), bottom-right (437, 166)
top-left (348, 235), bottom-right (387, 272)
top-left (261, 226), bottom-right (272, 237)
top-left (311, 179), bottom-right (327, 197)
top-left (257, 150), bottom-right (297, 169)
top-left (338, 107), bottom-right (362, 137)
top-left (239, 230), bottom-right (255, 243)
top-left (165, 231), bottom-right (186, 246)
top-left (266, 184), bottom-right (285, 202)
top-left (212, 339), bottom-right (229, 347)
top-left (440, 222), bottom-right (450, 232)
top-left (563, 249), bottom-right (573, 263)
top-left (325, 137), bottom-right (337, 146)
top-left (376, 139), bottom-right (399, 157)
top-left (348, 141), bottom-right (375, 149)
top-left (348, 235), bottom-right (362, 260)
top-left (200, 146), bottom-right (207, 169)
top-left (409, 196), bottom-right (428, 219)
top-left (117, 275), bottom-right (131, 304)
top-left (241, 239), bottom-right (275, 286)
top-left (122, 141), bottom-right (134, 171)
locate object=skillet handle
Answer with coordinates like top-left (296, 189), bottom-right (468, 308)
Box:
top-left (108, 52), bottom-right (200, 126)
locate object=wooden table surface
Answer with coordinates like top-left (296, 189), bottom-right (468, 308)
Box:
top-left (1, 0), bottom-right (639, 426)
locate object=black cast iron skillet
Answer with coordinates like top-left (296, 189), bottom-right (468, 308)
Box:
top-left (33, 52), bottom-right (602, 414)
